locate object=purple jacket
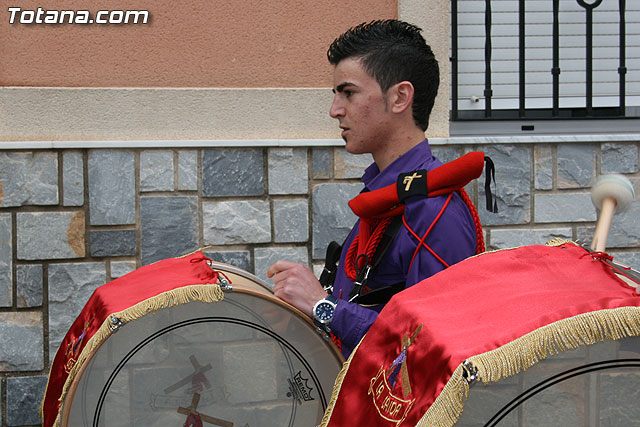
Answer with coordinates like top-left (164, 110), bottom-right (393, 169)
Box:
top-left (330, 140), bottom-right (478, 358)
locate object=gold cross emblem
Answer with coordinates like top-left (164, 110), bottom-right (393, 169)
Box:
top-left (402, 172), bottom-right (423, 191)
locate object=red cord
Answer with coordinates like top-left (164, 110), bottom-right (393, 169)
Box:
top-left (344, 217), bottom-right (393, 281)
top-left (344, 189), bottom-right (485, 283)
top-left (405, 193), bottom-right (453, 273)
top-left (458, 188), bottom-right (485, 254)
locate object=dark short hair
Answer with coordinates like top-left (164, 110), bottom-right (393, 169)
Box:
top-left (327, 19), bottom-right (439, 131)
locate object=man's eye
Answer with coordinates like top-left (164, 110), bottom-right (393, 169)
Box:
top-left (344, 90), bottom-right (353, 98)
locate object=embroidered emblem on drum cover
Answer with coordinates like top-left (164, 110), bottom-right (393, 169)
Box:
top-left (287, 371), bottom-right (314, 404)
top-left (368, 324), bottom-right (423, 426)
top-left (64, 316), bottom-right (94, 373)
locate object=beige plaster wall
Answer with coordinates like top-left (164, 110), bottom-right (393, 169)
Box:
top-left (1, 0), bottom-right (395, 87)
top-left (0, 0), bottom-right (451, 141)
top-left (399, 0), bottom-right (450, 137)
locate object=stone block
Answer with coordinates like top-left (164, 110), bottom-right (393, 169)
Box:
top-left (274, 199), bottom-right (309, 243)
top-left (489, 227), bottom-right (572, 250)
top-left (535, 193), bottom-right (597, 223)
top-left (88, 150), bottom-right (135, 225)
top-left (140, 150), bottom-right (174, 192)
top-left (110, 260), bottom-right (137, 278)
top-left (599, 372), bottom-right (640, 426)
top-left (312, 148), bottom-right (332, 179)
top-left (48, 263), bottom-right (106, 356)
top-left (202, 148), bottom-right (264, 197)
top-left (178, 150), bottom-right (198, 190)
top-left (203, 200), bottom-right (271, 245)
top-left (534, 144), bottom-right (553, 190)
top-left (268, 148), bottom-right (308, 195)
top-left (478, 145), bottom-right (531, 226)
top-left (334, 148), bottom-right (372, 179)
top-left (90, 229), bottom-right (137, 257)
top-left (222, 341), bottom-right (278, 403)
top-left (0, 151), bottom-right (58, 207)
top-left (0, 213), bottom-right (11, 307)
top-left (141, 196), bottom-right (199, 265)
top-left (203, 250), bottom-right (252, 273)
top-left (602, 142), bottom-right (638, 174)
top-left (312, 183), bottom-right (361, 259)
top-left (17, 211), bottom-right (85, 260)
top-left (557, 143), bottom-right (595, 188)
top-left (6, 375), bottom-right (47, 426)
top-left (254, 246), bottom-right (309, 286)
top-left (0, 312), bottom-right (43, 371)
top-left (16, 264), bottom-right (43, 308)
top-left (431, 146), bottom-right (463, 164)
top-left (62, 151), bottom-right (84, 206)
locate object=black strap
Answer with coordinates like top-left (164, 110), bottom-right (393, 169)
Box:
top-left (352, 281), bottom-right (405, 306)
top-left (484, 156), bottom-right (498, 213)
top-left (349, 215), bottom-right (405, 303)
top-left (319, 241), bottom-right (343, 292)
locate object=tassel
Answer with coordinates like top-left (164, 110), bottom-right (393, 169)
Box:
top-left (484, 156), bottom-right (498, 213)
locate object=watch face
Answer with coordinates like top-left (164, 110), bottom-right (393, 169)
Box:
top-left (315, 302), bottom-right (335, 324)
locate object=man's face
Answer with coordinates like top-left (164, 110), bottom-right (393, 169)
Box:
top-left (329, 58), bottom-right (393, 156)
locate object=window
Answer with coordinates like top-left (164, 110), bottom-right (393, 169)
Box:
top-left (451, 0), bottom-right (640, 134)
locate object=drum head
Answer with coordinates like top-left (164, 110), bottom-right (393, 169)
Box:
top-left (63, 272), bottom-right (343, 426)
top-left (455, 337), bottom-right (640, 426)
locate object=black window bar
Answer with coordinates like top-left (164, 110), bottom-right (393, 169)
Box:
top-left (451, 0), bottom-right (632, 121)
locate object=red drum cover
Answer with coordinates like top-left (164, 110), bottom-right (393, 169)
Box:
top-left (321, 242), bottom-right (640, 427)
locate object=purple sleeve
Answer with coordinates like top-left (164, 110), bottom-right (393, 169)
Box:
top-left (330, 299), bottom-right (380, 357)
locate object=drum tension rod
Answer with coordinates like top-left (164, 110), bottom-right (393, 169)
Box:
top-left (109, 316), bottom-right (125, 332)
top-left (462, 360), bottom-right (479, 386)
top-left (218, 276), bottom-right (232, 292)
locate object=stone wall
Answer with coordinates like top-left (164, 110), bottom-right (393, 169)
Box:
top-left (0, 139), bottom-right (639, 425)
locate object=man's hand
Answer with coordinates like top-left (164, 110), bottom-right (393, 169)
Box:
top-left (267, 260), bottom-right (328, 317)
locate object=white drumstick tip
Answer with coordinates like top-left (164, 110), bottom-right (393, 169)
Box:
top-left (591, 174), bottom-right (636, 253)
top-left (591, 174), bottom-right (635, 212)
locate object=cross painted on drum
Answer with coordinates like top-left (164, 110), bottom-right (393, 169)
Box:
top-left (164, 355), bottom-right (213, 395)
top-left (177, 393), bottom-right (233, 427)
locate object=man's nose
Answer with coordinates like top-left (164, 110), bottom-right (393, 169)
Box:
top-left (329, 96), bottom-right (344, 118)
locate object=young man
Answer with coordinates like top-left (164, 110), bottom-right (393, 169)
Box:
top-left (267, 20), bottom-right (478, 358)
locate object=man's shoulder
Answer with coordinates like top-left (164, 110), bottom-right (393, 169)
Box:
top-left (403, 190), bottom-right (474, 228)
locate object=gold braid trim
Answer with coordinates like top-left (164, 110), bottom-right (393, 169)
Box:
top-left (416, 306), bottom-right (640, 427)
top-left (42, 283), bottom-right (224, 427)
top-left (318, 339), bottom-right (363, 426)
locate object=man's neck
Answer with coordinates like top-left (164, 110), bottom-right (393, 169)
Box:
top-left (373, 128), bottom-right (427, 171)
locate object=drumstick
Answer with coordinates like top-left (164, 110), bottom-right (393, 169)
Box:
top-left (590, 174), bottom-right (635, 252)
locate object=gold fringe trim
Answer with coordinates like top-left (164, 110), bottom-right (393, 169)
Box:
top-left (416, 306), bottom-right (640, 427)
top-left (318, 339), bottom-right (363, 426)
top-left (42, 283), bottom-right (224, 427)
top-left (545, 237), bottom-right (575, 247)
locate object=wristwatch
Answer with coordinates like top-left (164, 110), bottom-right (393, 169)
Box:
top-left (312, 295), bottom-right (339, 333)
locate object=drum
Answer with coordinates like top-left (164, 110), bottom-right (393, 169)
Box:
top-left (320, 242), bottom-right (640, 427)
top-left (42, 252), bottom-right (344, 427)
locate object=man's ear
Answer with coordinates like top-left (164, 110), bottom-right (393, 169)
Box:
top-left (389, 81), bottom-right (415, 114)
